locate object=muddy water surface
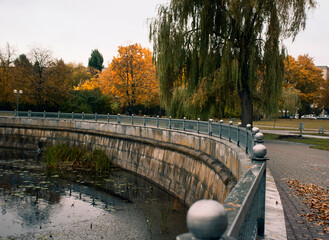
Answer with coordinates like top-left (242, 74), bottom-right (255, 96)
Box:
top-left (0, 149), bottom-right (188, 239)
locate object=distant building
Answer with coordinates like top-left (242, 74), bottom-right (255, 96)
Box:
top-left (316, 66), bottom-right (329, 80)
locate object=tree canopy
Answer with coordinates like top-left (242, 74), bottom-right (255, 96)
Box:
top-left (80, 44), bottom-right (159, 115)
top-left (88, 49), bottom-right (104, 73)
top-left (150, 0), bottom-right (317, 125)
top-left (284, 55), bottom-right (323, 115)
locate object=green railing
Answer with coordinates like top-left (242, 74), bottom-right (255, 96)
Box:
top-left (0, 110), bottom-right (268, 240)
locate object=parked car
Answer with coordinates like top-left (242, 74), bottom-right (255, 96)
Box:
top-left (301, 114), bottom-right (317, 119)
top-left (318, 114), bottom-right (329, 120)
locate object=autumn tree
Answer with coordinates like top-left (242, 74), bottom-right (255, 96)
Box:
top-left (284, 55), bottom-right (323, 115)
top-left (0, 43), bottom-right (16, 109)
top-left (66, 63), bottom-right (93, 88)
top-left (88, 49), bottom-right (104, 73)
top-left (11, 48), bottom-right (72, 111)
top-left (318, 79), bottom-right (329, 112)
top-left (150, 0), bottom-right (317, 125)
top-left (99, 44), bottom-right (159, 114)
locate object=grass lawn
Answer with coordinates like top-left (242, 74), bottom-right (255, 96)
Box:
top-left (264, 133), bottom-right (329, 151)
top-left (254, 119), bottom-right (329, 130)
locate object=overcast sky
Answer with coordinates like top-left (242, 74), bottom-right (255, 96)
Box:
top-left (1, 0), bottom-right (328, 67)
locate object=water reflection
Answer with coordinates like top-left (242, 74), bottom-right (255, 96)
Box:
top-left (0, 148), bottom-right (188, 239)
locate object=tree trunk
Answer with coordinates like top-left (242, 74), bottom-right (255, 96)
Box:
top-left (239, 87), bottom-right (253, 127)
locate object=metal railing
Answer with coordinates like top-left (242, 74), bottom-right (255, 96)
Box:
top-left (1, 110), bottom-right (255, 156)
top-left (0, 110), bottom-right (268, 240)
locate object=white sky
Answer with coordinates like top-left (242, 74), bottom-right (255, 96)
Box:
top-left (0, 0), bottom-right (328, 67)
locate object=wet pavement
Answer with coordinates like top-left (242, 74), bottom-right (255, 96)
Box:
top-left (266, 140), bottom-right (329, 240)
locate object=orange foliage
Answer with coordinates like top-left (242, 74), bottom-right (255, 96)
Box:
top-left (284, 55), bottom-right (323, 105)
top-left (99, 44), bottom-right (159, 110)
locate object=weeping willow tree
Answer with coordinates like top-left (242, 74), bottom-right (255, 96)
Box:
top-left (150, 0), bottom-right (316, 125)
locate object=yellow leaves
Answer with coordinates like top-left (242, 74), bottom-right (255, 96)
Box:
top-left (100, 43), bottom-right (159, 108)
top-left (284, 55), bottom-right (323, 105)
top-left (287, 179), bottom-right (329, 233)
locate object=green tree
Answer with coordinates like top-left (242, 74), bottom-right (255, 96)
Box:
top-left (88, 49), bottom-right (104, 73)
top-left (62, 89), bottom-right (114, 114)
top-left (150, 0), bottom-right (316, 125)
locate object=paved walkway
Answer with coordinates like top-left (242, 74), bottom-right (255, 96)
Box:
top-left (262, 129), bottom-right (329, 139)
top-left (266, 140), bottom-right (329, 240)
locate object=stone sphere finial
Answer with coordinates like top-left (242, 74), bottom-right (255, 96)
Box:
top-left (252, 127), bottom-right (259, 134)
top-left (246, 124), bottom-right (251, 130)
top-left (255, 132), bottom-right (264, 141)
top-left (187, 200), bottom-right (228, 239)
top-left (253, 144), bottom-right (267, 159)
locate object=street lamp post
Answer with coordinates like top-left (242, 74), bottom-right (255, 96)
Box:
top-left (13, 89), bottom-right (23, 117)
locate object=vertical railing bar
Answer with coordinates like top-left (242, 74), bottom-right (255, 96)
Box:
top-left (183, 117), bottom-right (186, 131)
top-left (117, 114), bottom-right (121, 124)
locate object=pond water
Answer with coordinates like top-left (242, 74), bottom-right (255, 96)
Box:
top-left (0, 149), bottom-right (188, 239)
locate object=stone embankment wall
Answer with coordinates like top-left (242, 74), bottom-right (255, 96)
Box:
top-left (0, 117), bottom-right (250, 206)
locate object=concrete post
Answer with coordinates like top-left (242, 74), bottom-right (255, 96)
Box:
top-left (58, 111), bottom-right (60, 119)
top-left (43, 111), bottom-right (46, 119)
top-left (72, 112), bottom-right (74, 120)
top-left (131, 114), bottom-right (134, 125)
top-left (28, 110), bottom-right (31, 118)
top-left (156, 115), bottom-right (159, 128)
top-left (143, 115), bottom-right (146, 126)
top-left (107, 113), bottom-right (110, 122)
top-left (82, 112), bottom-right (84, 121)
top-left (169, 116), bottom-right (172, 129)
top-left (95, 113), bottom-right (97, 122)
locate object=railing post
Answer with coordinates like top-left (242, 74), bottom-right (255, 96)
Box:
top-left (143, 115), bottom-right (146, 126)
top-left (43, 111), bottom-right (46, 119)
top-left (229, 121), bottom-right (233, 142)
top-left (82, 112), bottom-right (84, 121)
top-left (156, 115), bottom-right (159, 128)
top-left (183, 117), bottom-right (186, 131)
top-left (208, 119), bottom-right (213, 136)
top-left (169, 116), bottom-right (172, 129)
top-left (28, 110), bottom-right (31, 118)
top-left (197, 118), bottom-right (200, 134)
top-left (246, 123), bottom-right (251, 154)
top-left (237, 122), bottom-right (242, 146)
top-left (107, 113), bottom-right (110, 122)
top-left (95, 113), bottom-right (97, 122)
top-left (219, 120), bottom-right (223, 138)
top-left (117, 114), bottom-right (121, 124)
top-left (58, 111), bottom-right (60, 119)
top-left (14, 110), bottom-right (17, 117)
top-left (131, 114), bottom-right (134, 125)
top-left (252, 132), bottom-right (268, 238)
top-left (72, 112), bottom-right (74, 120)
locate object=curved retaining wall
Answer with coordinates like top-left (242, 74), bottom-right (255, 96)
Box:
top-left (0, 117), bottom-right (251, 206)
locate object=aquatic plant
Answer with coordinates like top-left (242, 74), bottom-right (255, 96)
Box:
top-left (46, 143), bottom-right (111, 172)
